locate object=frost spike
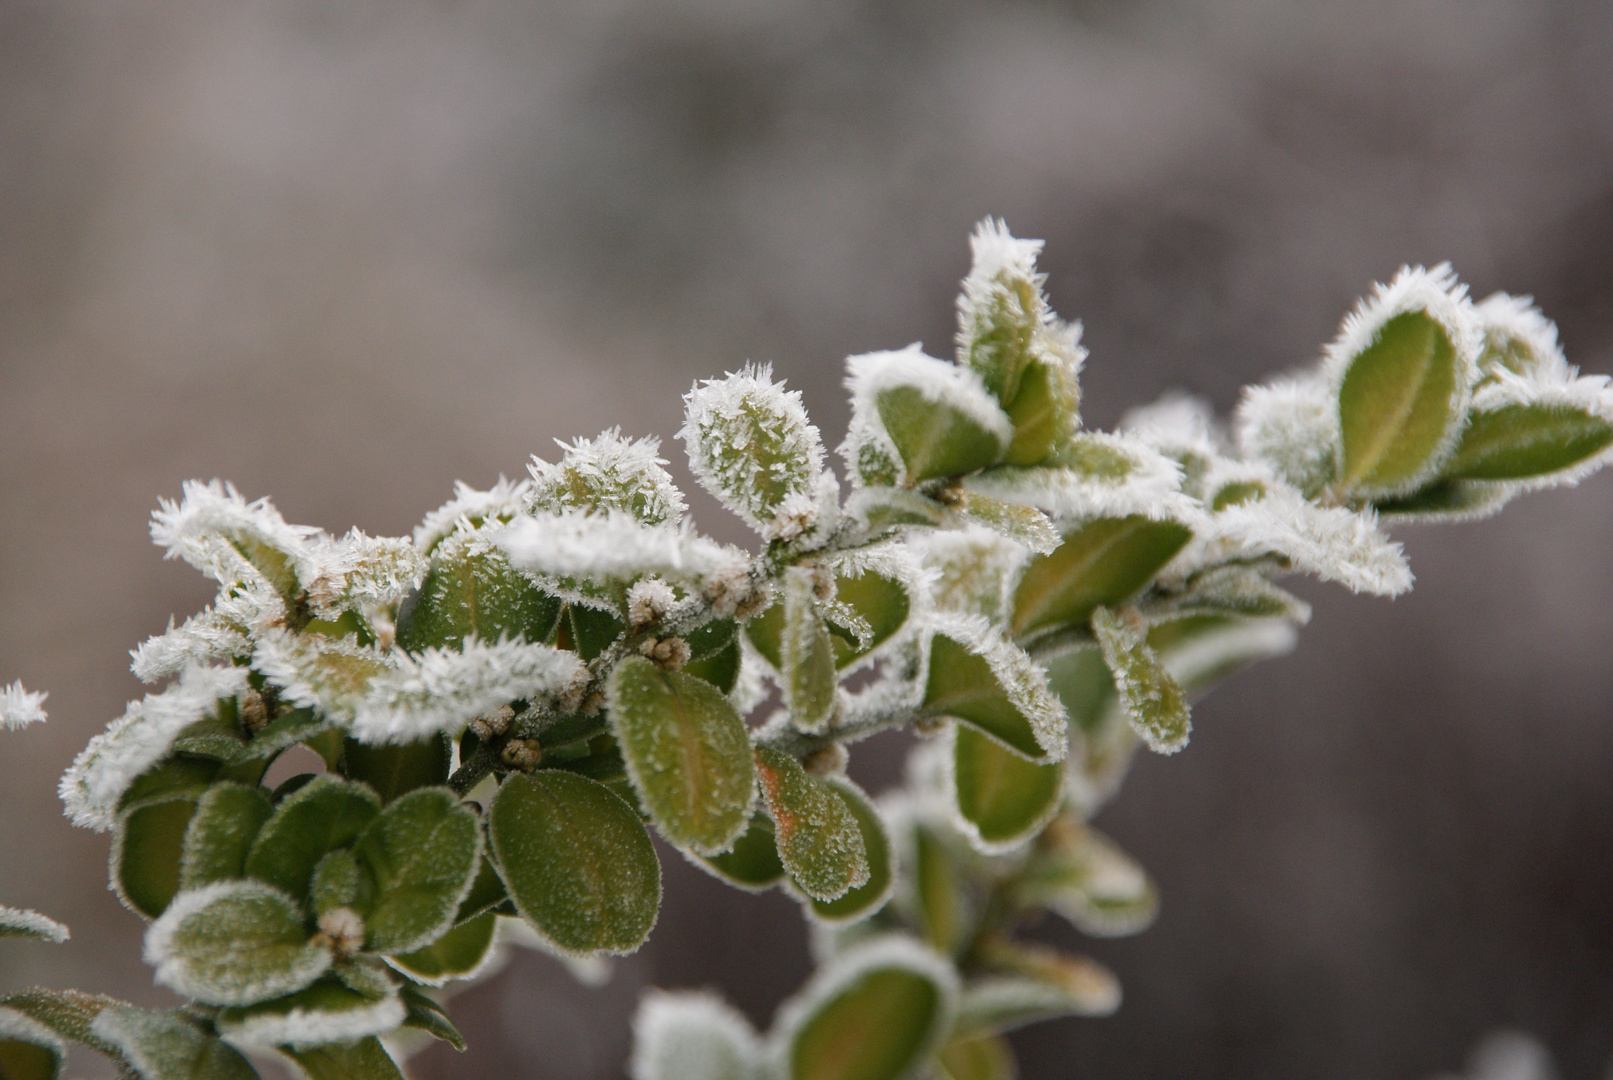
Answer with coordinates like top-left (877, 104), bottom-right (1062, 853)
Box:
top-left (527, 429), bottom-right (687, 526)
top-left (0, 682), bottom-right (47, 729)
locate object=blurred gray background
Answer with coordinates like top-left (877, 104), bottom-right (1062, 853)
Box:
top-left (3, 0), bottom-right (1612, 1077)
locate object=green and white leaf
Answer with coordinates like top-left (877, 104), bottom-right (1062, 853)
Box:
top-left (1009, 515), bottom-right (1193, 640)
top-left (630, 990), bottom-right (763, 1080)
top-left (696, 810), bottom-right (787, 892)
top-left (353, 787), bottom-right (481, 955)
top-left (910, 525), bottom-right (1028, 625)
top-left (1448, 363), bottom-right (1613, 488)
top-left (145, 881), bottom-right (330, 1006)
top-left (962, 433), bottom-right (1192, 522)
top-left (1375, 479), bottom-right (1517, 523)
top-left (113, 795), bottom-right (199, 919)
top-left (282, 1037), bottom-right (406, 1080)
top-left (413, 476), bottom-right (532, 555)
top-left (947, 725), bottom-right (1063, 855)
top-left (245, 775), bottom-right (381, 903)
top-left (951, 967), bottom-right (1120, 1036)
top-left (920, 620), bottom-right (1067, 763)
top-left (217, 980), bottom-right (406, 1050)
top-left (1473, 292), bottom-right (1571, 385)
top-left (150, 479), bottom-right (319, 606)
top-left (394, 533), bottom-right (561, 653)
top-left (388, 912), bottom-right (498, 986)
top-left (300, 530), bottom-right (423, 622)
top-left (1232, 372), bottom-right (1342, 498)
top-left (0, 907), bottom-right (69, 944)
top-left (754, 746), bottom-right (869, 904)
top-left (842, 487), bottom-right (946, 533)
top-left (771, 935), bottom-right (958, 1080)
top-left (607, 656), bottom-right (756, 856)
top-left (92, 1004), bottom-right (258, 1080)
top-left (1135, 565), bottom-right (1311, 626)
top-left (780, 568), bottom-right (839, 734)
top-left (179, 782), bottom-right (275, 892)
top-left (0, 1006), bottom-right (63, 1080)
top-left (1015, 820), bottom-right (1157, 937)
top-left (951, 495), bottom-right (1059, 555)
top-left (1091, 608), bottom-right (1190, 754)
top-left (841, 346), bottom-right (1012, 485)
top-left (527, 429), bottom-right (687, 526)
top-left (801, 779), bottom-right (896, 925)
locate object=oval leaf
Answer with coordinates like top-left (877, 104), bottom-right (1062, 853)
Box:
top-left (806, 779), bottom-right (894, 924)
top-left (951, 726), bottom-right (1063, 853)
top-left (216, 980), bottom-right (405, 1050)
top-left (244, 776), bottom-right (381, 904)
top-left (607, 655), bottom-right (756, 856)
top-left (1010, 516), bottom-right (1191, 639)
top-left (114, 796), bottom-right (199, 919)
top-left (1444, 403), bottom-right (1613, 481)
top-left (877, 385), bottom-right (1008, 484)
top-left (698, 810), bottom-right (787, 891)
top-left (91, 1004), bottom-right (258, 1080)
top-left (342, 736), bottom-right (451, 805)
top-left (395, 545), bottom-right (561, 653)
top-left (754, 747), bottom-right (868, 904)
top-left (353, 787), bottom-right (481, 955)
top-left (390, 912), bottom-right (497, 986)
top-left (179, 782), bottom-right (274, 892)
top-left (146, 881), bottom-right (331, 1007)
top-left (488, 770), bottom-right (661, 956)
top-left (630, 990), bottom-right (763, 1080)
top-left (920, 633), bottom-right (1065, 763)
top-left (1338, 310), bottom-right (1464, 494)
top-left (1091, 608), bottom-right (1191, 754)
top-left (781, 568), bottom-right (838, 734)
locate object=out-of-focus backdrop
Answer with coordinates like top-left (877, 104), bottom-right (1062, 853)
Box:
top-left (3, 1), bottom-right (1611, 1077)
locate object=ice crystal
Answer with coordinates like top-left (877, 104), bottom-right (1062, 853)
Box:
top-left (528, 429), bottom-right (686, 526)
top-left (414, 476), bottom-right (532, 554)
top-left (0, 680), bottom-right (48, 729)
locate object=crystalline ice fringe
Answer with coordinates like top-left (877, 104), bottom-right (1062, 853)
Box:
top-left (220, 992), bottom-right (407, 1050)
top-left (0, 905), bottom-right (70, 942)
top-left (414, 476), bottom-right (532, 553)
top-left (0, 680), bottom-right (47, 729)
top-left (528, 428), bottom-right (687, 526)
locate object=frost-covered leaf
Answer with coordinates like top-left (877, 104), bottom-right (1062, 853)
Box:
top-left (1009, 516), bottom-right (1192, 639)
top-left (1136, 565), bottom-right (1311, 625)
top-left (950, 965), bottom-right (1119, 1037)
top-left (488, 770), bottom-right (661, 957)
top-left (1444, 403), bottom-right (1613, 482)
top-left (348, 638), bottom-right (588, 745)
top-left (607, 656), bottom-right (755, 857)
top-left (1375, 479), bottom-right (1517, 523)
top-left (1474, 292), bottom-right (1571, 385)
top-left (353, 787), bottom-right (481, 955)
top-left (805, 779), bottom-right (895, 925)
top-left (0, 1006), bottom-right (62, 1080)
top-left (1000, 356), bottom-right (1083, 469)
top-left (630, 990), bottom-right (763, 1080)
top-left (216, 979), bottom-right (406, 1050)
top-left (283, 1037), bottom-right (405, 1080)
top-left (61, 665), bottom-right (249, 832)
top-left (1328, 265), bottom-right (1479, 496)
top-left (244, 775), bottom-right (381, 903)
top-left (1014, 819), bottom-right (1157, 938)
top-left (750, 554), bottom-right (916, 675)
top-left (780, 568), bottom-right (838, 734)
top-left (949, 726), bottom-right (1063, 855)
top-left (953, 495), bottom-right (1059, 556)
top-left (902, 813), bottom-right (969, 956)
top-left (301, 530), bottom-right (423, 622)
top-left (130, 592), bottom-right (273, 685)
top-left (150, 480), bottom-right (320, 607)
top-left (936, 1033), bottom-right (1015, 1080)
top-left (843, 346), bottom-right (1012, 485)
top-left (962, 432), bottom-right (1190, 523)
top-left (145, 881), bottom-right (331, 1006)
top-left (397, 984), bottom-right (466, 1050)
top-left (0, 908), bottom-right (69, 944)
top-left (251, 630), bottom-right (392, 726)
top-left (414, 476), bottom-right (531, 555)
top-left (772, 935), bottom-right (957, 1080)
top-left (395, 536), bottom-right (562, 653)
top-left (0, 681), bottom-right (47, 730)
top-left (754, 746), bottom-right (869, 904)
top-left (92, 1004), bottom-right (257, 1080)
top-left (911, 526), bottom-right (1028, 625)
top-left (697, 810), bottom-right (787, 892)
top-left (1091, 607), bottom-right (1190, 754)
top-left (920, 622), bottom-right (1067, 764)
top-left (681, 364), bottom-right (828, 540)
top-left (342, 736), bottom-right (451, 805)
top-left (114, 795), bottom-right (199, 919)
top-left (179, 782), bottom-right (275, 892)
top-left (1233, 373), bottom-right (1342, 498)
top-left (389, 912), bottom-right (497, 986)
top-left (310, 850), bottom-right (370, 919)
top-left (527, 429), bottom-right (687, 526)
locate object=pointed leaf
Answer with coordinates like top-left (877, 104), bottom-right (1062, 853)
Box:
top-left (488, 770), bottom-right (661, 956)
top-left (951, 726), bottom-right (1063, 854)
top-left (179, 783), bottom-right (274, 892)
top-left (774, 937), bottom-right (957, 1080)
top-left (877, 386), bottom-right (1008, 483)
top-left (754, 747), bottom-right (869, 904)
top-left (390, 912), bottom-right (497, 986)
top-left (91, 1005), bottom-right (257, 1080)
top-left (1091, 608), bottom-right (1190, 754)
top-left (920, 632), bottom-right (1065, 763)
top-left (910, 824), bottom-right (968, 957)
top-left (0, 990), bottom-right (126, 1060)
top-left (353, 787), bottom-right (481, 955)
top-left (962, 940), bottom-right (1119, 1029)
top-left (1014, 819), bottom-right (1157, 938)
top-left (1337, 309), bottom-right (1466, 494)
top-left (0, 1008), bottom-right (62, 1080)
top-left (0, 908), bottom-right (69, 945)
top-left (397, 984), bottom-right (466, 1051)
top-left (806, 779), bottom-right (895, 924)
top-left (1010, 516), bottom-right (1191, 638)
top-left (216, 979), bottom-right (405, 1049)
top-left (781, 568), bottom-right (838, 734)
top-left (114, 796), bottom-right (200, 919)
top-left (698, 810), bottom-right (786, 892)
top-left (146, 881), bottom-right (331, 1006)
top-left (283, 1038), bottom-right (405, 1080)
top-left (845, 348), bottom-right (1012, 484)
top-left (395, 543), bottom-right (561, 653)
top-left (1444, 403), bottom-right (1613, 480)
top-left (244, 776), bottom-right (381, 904)
top-left (341, 736), bottom-right (450, 805)
top-left (1375, 479), bottom-right (1515, 522)
top-left (607, 655), bottom-right (756, 856)
top-left (630, 990), bottom-right (763, 1080)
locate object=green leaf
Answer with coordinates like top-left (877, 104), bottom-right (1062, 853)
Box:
top-left (698, 810), bottom-right (786, 891)
top-left (216, 979), bottom-right (404, 1050)
top-left (244, 776), bottom-right (381, 904)
top-left (631, 991), bottom-right (762, 1080)
top-left (920, 633), bottom-right (1065, 763)
top-left (777, 937), bottom-right (956, 1080)
top-left (242, 710), bottom-right (339, 765)
top-left (0, 990), bottom-right (126, 1061)
top-left (0, 1007), bottom-right (62, 1080)
top-left (607, 655), bottom-right (756, 856)
top-left (1134, 565), bottom-right (1311, 625)
top-left (390, 912), bottom-right (497, 986)
top-left (780, 568), bottom-right (838, 734)
top-left (91, 1005), bottom-right (256, 1080)
top-left (395, 545), bottom-right (561, 653)
top-left (1338, 310), bottom-right (1465, 494)
top-left (951, 726), bottom-right (1063, 853)
top-left (956, 941), bottom-right (1119, 1032)
top-left (398, 985), bottom-right (466, 1051)
top-left (876, 386), bottom-right (1007, 484)
top-left (0, 907), bottom-right (68, 944)
top-left (310, 849), bottom-right (373, 918)
top-left (353, 787), bottom-right (481, 955)
top-left (829, 570), bottom-right (912, 668)
top-left (179, 783), bottom-right (274, 892)
top-left (1374, 479), bottom-right (1515, 522)
top-left (341, 736), bottom-right (451, 805)
top-left (118, 757), bottom-right (221, 816)
top-left (1040, 646), bottom-right (1114, 735)
top-left (1444, 403), bottom-right (1613, 480)
top-left (1091, 607), bottom-right (1190, 754)
top-left (114, 796), bottom-right (199, 919)
top-left (147, 881), bottom-right (331, 1006)
top-left (1010, 516), bottom-right (1191, 639)
top-left (283, 1037), bottom-right (405, 1080)
top-left (936, 1033), bottom-right (1016, 1080)
top-left (1014, 819), bottom-right (1157, 938)
top-left (754, 747), bottom-right (868, 904)
top-left (488, 770), bottom-right (661, 956)
top-left (1001, 359), bottom-right (1078, 468)
top-left (453, 849), bottom-right (508, 923)
top-left (910, 825), bottom-right (968, 957)
top-left (806, 779), bottom-right (894, 924)
top-left (567, 604), bottom-right (625, 660)
top-left (954, 494), bottom-right (1059, 555)
top-left (683, 640), bottom-right (741, 695)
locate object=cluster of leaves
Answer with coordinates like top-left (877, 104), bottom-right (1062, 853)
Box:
top-left (2, 221), bottom-right (1610, 1080)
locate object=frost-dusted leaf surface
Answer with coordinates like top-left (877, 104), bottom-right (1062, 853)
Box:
top-left (0, 907), bottom-right (69, 944)
top-left (0, 990), bottom-right (124, 1060)
top-left (488, 770), bottom-right (660, 957)
top-left (391, 912), bottom-right (496, 986)
top-left (399, 985), bottom-right (466, 1050)
top-left (1091, 608), bottom-right (1190, 754)
top-left (630, 991), bottom-right (762, 1080)
top-left (115, 796), bottom-right (199, 919)
top-left (0, 1007), bottom-right (62, 1080)
top-left (395, 543), bottom-right (561, 653)
top-left (700, 810), bottom-right (786, 891)
top-left (608, 656), bottom-right (755, 856)
top-left (310, 849), bottom-right (371, 918)
top-left (179, 782), bottom-right (274, 892)
top-left (807, 780), bottom-right (894, 924)
top-left (920, 631), bottom-right (1066, 763)
top-left (528, 429), bottom-right (687, 526)
top-left (951, 726), bottom-right (1063, 853)
top-left (0, 681), bottom-right (48, 730)
top-left (780, 568), bottom-right (838, 734)
top-left (92, 1004), bottom-right (258, 1080)
top-left (283, 1037), bottom-right (405, 1080)
top-left (354, 787), bottom-right (480, 955)
top-left (146, 881), bottom-right (329, 1006)
top-left (342, 736), bottom-right (450, 805)
top-left (969, 941), bottom-right (1119, 1024)
top-left (1444, 403), bottom-right (1613, 480)
top-left (244, 776), bottom-right (381, 904)
top-left (754, 747), bottom-right (868, 904)
top-left (1337, 310), bottom-right (1465, 493)
top-left (1375, 479), bottom-right (1515, 522)
top-left (908, 824), bottom-right (967, 956)
top-left (1010, 517), bottom-right (1191, 638)
top-left (1015, 820), bottom-right (1157, 938)
top-left (216, 979), bottom-right (405, 1049)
